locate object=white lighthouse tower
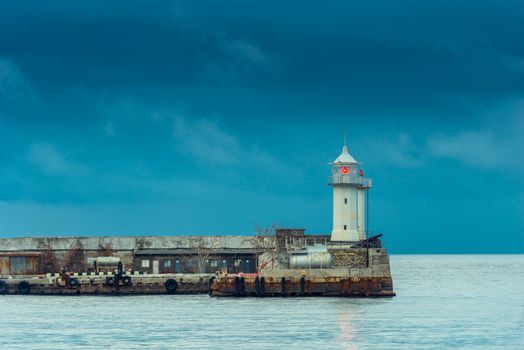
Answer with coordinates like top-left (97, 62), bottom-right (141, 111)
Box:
top-left (328, 135), bottom-right (372, 242)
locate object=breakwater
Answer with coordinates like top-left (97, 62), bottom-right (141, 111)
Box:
top-left (0, 230), bottom-right (395, 297)
top-left (0, 272), bottom-right (394, 297)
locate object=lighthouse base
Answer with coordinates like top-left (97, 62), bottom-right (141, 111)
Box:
top-left (331, 229), bottom-right (360, 242)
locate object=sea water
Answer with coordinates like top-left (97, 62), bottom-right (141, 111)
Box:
top-left (1, 255), bottom-right (523, 349)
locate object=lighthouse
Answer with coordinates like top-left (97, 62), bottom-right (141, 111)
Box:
top-left (328, 136), bottom-right (372, 242)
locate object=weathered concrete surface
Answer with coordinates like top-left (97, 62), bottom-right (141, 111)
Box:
top-left (0, 236), bottom-right (261, 252)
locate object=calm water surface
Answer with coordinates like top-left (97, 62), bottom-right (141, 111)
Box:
top-left (1, 255), bottom-right (523, 349)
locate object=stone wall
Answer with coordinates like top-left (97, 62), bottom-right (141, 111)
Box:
top-left (328, 249), bottom-right (368, 268)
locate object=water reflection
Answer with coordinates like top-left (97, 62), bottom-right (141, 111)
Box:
top-left (338, 307), bottom-right (358, 350)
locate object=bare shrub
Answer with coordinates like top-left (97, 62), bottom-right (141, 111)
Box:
top-left (63, 240), bottom-right (86, 272)
top-left (98, 242), bottom-right (114, 257)
top-left (41, 245), bottom-right (58, 273)
top-left (189, 237), bottom-right (219, 274)
top-left (250, 224), bottom-right (277, 270)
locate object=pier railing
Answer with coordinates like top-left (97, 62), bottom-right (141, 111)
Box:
top-left (285, 231), bottom-right (388, 251)
top-left (285, 237), bottom-right (329, 252)
top-left (328, 174), bottom-right (372, 187)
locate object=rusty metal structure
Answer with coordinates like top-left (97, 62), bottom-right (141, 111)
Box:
top-left (0, 253), bottom-right (41, 275)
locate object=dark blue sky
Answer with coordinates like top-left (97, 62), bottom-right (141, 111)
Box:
top-left (0, 1), bottom-right (522, 253)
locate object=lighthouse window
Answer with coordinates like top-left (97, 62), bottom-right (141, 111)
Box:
top-left (344, 198), bottom-right (348, 204)
top-left (344, 225), bottom-right (347, 230)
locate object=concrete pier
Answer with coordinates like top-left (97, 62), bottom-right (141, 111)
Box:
top-left (0, 231), bottom-right (395, 297)
top-left (0, 273), bottom-right (214, 295)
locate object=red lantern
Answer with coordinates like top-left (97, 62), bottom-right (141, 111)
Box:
top-left (360, 169), bottom-right (364, 177)
top-left (341, 167), bottom-right (349, 174)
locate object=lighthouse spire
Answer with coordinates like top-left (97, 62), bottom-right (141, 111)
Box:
top-left (333, 130), bottom-right (357, 164)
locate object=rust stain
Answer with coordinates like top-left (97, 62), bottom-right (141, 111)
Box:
top-left (210, 275), bottom-right (395, 297)
top-left (0, 256), bottom-right (9, 275)
top-left (0, 255), bottom-right (41, 275)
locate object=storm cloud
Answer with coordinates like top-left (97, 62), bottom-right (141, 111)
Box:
top-left (0, 1), bottom-right (522, 252)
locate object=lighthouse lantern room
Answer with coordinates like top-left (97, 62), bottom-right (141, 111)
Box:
top-left (328, 136), bottom-right (372, 242)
